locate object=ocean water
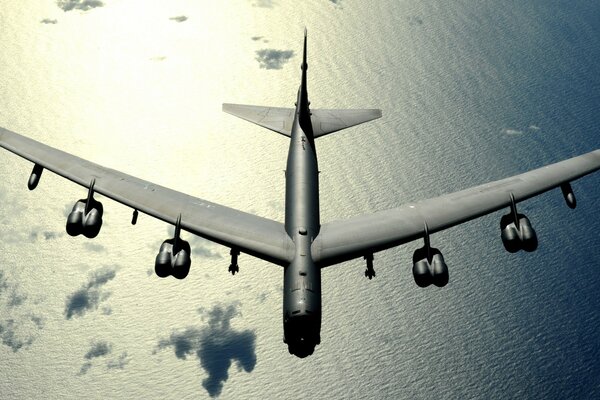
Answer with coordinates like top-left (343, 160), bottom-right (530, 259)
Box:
top-left (0, 1), bottom-right (599, 399)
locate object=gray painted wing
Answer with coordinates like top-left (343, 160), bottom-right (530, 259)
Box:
top-left (0, 127), bottom-right (293, 265)
top-left (310, 109), bottom-right (382, 138)
top-left (313, 150), bottom-right (600, 267)
top-left (222, 104), bottom-right (294, 137)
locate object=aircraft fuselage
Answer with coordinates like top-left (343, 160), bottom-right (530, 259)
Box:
top-left (282, 73), bottom-right (322, 357)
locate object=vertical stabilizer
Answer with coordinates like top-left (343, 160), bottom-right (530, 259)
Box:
top-left (299, 28), bottom-right (309, 110)
top-left (301, 28), bottom-right (308, 92)
top-left (298, 28), bottom-right (313, 136)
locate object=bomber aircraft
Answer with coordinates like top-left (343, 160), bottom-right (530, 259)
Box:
top-left (1, 31), bottom-right (599, 357)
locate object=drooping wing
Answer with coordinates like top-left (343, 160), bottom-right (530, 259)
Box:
top-left (0, 127), bottom-right (293, 265)
top-left (312, 150), bottom-right (600, 267)
top-left (222, 104), bottom-right (295, 137)
top-left (310, 109), bottom-right (382, 138)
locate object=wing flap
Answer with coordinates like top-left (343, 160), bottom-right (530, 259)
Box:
top-left (222, 103), bottom-right (294, 137)
top-left (0, 127), bottom-right (293, 265)
top-left (313, 150), bottom-right (600, 267)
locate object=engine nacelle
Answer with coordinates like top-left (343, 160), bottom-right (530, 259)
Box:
top-left (155, 238), bottom-right (191, 280)
top-left (66, 199), bottom-right (104, 238)
top-left (519, 218), bottom-right (538, 252)
top-left (412, 246), bottom-right (449, 288)
top-left (66, 201), bottom-right (85, 237)
top-left (500, 220), bottom-right (520, 253)
top-left (500, 213), bottom-right (538, 253)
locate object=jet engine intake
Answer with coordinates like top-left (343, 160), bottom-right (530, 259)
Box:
top-left (412, 246), bottom-right (449, 288)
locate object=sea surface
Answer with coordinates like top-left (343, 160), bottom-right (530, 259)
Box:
top-left (1, 1), bottom-right (599, 399)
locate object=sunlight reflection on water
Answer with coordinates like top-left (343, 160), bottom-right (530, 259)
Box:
top-left (1, 1), bottom-right (599, 399)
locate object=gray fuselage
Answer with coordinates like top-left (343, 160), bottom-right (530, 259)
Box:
top-left (282, 81), bottom-right (322, 358)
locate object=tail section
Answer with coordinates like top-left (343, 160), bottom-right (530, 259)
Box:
top-left (302, 27), bottom-right (308, 71)
top-left (300, 27), bottom-right (308, 104)
top-left (222, 104), bottom-right (382, 139)
top-left (310, 108), bottom-right (382, 138)
top-left (222, 104), bottom-right (294, 137)
top-left (222, 29), bottom-right (382, 139)
top-left (297, 28), bottom-right (311, 135)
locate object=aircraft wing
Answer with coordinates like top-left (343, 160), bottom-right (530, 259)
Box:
top-left (0, 127), bottom-right (293, 265)
top-left (312, 150), bottom-right (600, 267)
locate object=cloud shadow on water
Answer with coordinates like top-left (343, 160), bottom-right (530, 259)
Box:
top-left (85, 340), bottom-right (112, 359)
top-left (0, 270), bottom-right (44, 351)
top-left (78, 340), bottom-right (112, 375)
top-left (0, 319), bottom-right (34, 352)
top-left (250, 0), bottom-right (276, 8)
top-left (156, 303), bottom-right (256, 397)
top-left (255, 49), bottom-right (294, 70)
top-left (78, 340), bottom-right (129, 375)
top-left (106, 351), bottom-right (130, 370)
top-left (0, 271), bottom-right (8, 295)
top-left (169, 15), bottom-right (188, 23)
top-left (56, 0), bottom-right (104, 12)
top-left (64, 266), bottom-right (116, 319)
top-left (83, 242), bottom-right (106, 253)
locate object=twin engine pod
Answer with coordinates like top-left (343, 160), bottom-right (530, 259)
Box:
top-left (66, 198), bottom-right (104, 238)
top-left (500, 213), bottom-right (538, 253)
top-left (154, 238), bottom-right (191, 280)
top-left (412, 246), bottom-right (449, 288)
top-left (412, 222), bottom-right (449, 288)
top-left (66, 180), bottom-right (103, 239)
top-left (154, 215), bottom-right (191, 280)
top-left (500, 193), bottom-right (538, 253)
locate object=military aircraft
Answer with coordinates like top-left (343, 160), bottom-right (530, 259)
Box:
top-left (1, 30), bottom-right (599, 357)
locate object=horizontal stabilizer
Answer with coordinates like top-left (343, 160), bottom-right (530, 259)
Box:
top-left (223, 104), bottom-right (294, 137)
top-left (223, 104), bottom-right (382, 139)
top-left (311, 108), bottom-right (382, 138)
